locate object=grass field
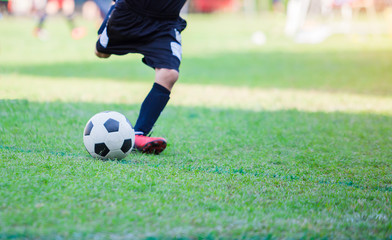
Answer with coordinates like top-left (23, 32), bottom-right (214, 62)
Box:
top-left (0, 13), bottom-right (392, 239)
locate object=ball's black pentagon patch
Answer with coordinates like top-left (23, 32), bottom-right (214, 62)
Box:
top-left (84, 121), bottom-right (94, 136)
top-left (104, 118), bottom-right (119, 133)
top-left (95, 143), bottom-right (110, 157)
top-left (121, 139), bottom-right (133, 153)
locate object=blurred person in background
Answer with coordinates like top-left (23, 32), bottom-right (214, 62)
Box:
top-left (82, 0), bottom-right (113, 28)
top-left (93, 0), bottom-right (112, 19)
top-left (33, 0), bottom-right (86, 40)
top-left (272, 0), bottom-right (285, 13)
top-left (0, 0), bottom-right (9, 19)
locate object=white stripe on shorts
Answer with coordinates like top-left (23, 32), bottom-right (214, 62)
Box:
top-left (99, 27), bottom-right (109, 48)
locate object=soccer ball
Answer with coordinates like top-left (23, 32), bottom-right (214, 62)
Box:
top-left (83, 111), bottom-right (135, 160)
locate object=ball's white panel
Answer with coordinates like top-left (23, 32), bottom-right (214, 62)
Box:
top-left (108, 111), bottom-right (126, 121)
top-left (89, 124), bottom-right (108, 144)
top-left (107, 149), bottom-right (127, 160)
top-left (83, 135), bottom-right (95, 154)
top-left (119, 121), bottom-right (135, 144)
top-left (84, 136), bottom-right (99, 159)
top-left (90, 112), bottom-right (111, 126)
top-left (105, 132), bottom-right (123, 150)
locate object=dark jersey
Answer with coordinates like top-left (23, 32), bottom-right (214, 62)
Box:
top-left (124, 0), bottom-right (186, 19)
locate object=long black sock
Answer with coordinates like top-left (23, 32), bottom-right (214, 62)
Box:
top-left (134, 83), bottom-right (170, 136)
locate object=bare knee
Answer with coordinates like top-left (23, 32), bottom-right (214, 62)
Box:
top-left (155, 68), bottom-right (179, 91)
top-left (95, 47), bottom-right (111, 58)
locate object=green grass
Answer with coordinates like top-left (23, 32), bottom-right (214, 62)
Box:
top-left (0, 14), bottom-right (392, 239)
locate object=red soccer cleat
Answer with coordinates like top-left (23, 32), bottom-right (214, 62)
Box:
top-left (134, 135), bottom-right (167, 155)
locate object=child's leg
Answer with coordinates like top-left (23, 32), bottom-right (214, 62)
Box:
top-left (134, 68), bottom-right (178, 136)
top-left (36, 12), bottom-right (47, 30)
top-left (33, 9), bottom-right (48, 39)
top-left (155, 68), bottom-right (178, 92)
top-left (132, 68), bottom-right (178, 154)
top-left (95, 47), bottom-right (111, 58)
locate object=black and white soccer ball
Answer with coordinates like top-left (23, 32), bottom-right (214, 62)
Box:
top-left (83, 111), bottom-right (135, 160)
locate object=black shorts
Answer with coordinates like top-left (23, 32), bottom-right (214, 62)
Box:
top-left (96, 0), bottom-right (187, 72)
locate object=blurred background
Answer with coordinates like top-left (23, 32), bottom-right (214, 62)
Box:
top-left (1, 0), bottom-right (392, 44)
top-left (4, 0), bottom-right (392, 14)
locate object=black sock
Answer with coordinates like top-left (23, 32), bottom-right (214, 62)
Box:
top-left (134, 83), bottom-right (170, 136)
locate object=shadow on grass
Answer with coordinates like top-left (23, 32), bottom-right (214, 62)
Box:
top-left (2, 49), bottom-right (392, 96)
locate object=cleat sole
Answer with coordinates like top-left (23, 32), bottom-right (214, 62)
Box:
top-left (138, 139), bottom-right (167, 155)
